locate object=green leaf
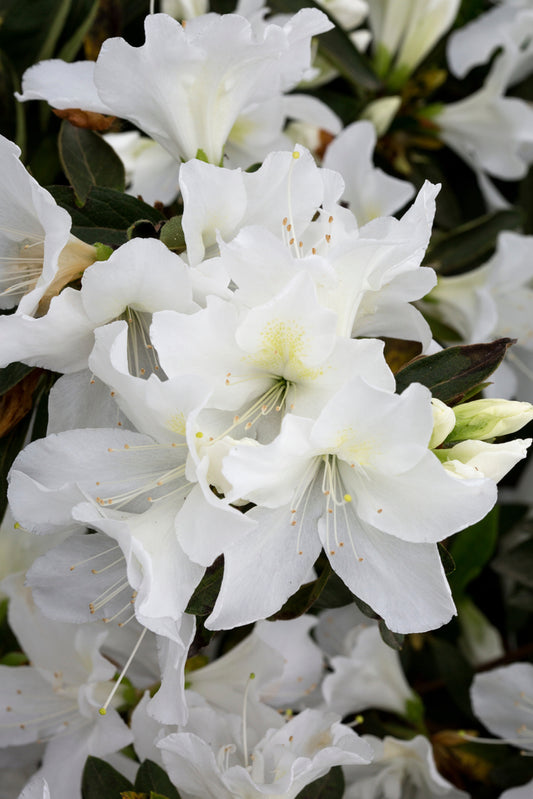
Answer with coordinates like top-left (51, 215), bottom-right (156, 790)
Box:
top-left (0, 362), bottom-right (34, 396)
top-left (492, 537), bottom-right (533, 589)
top-left (185, 558), bottom-right (224, 616)
top-left (135, 760), bottom-right (180, 799)
top-left (37, 0), bottom-right (72, 62)
top-left (395, 338), bottom-right (515, 405)
top-left (47, 185), bottom-right (165, 247)
top-left (352, 594), bottom-right (380, 620)
top-left (0, 651), bottom-right (29, 666)
top-left (378, 620), bottom-right (404, 651)
top-left (57, 0), bottom-right (100, 62)
top-left (428, 637), bottom-right (474, 717)
top-left (424, 210), bottom-right (522, 276)
top-left (82, 756), bottom-right (134, 799)
top-left (295, 766), bottom-right (345, 798)
top-left (447, 507), bottom-right (499, 598)
top-left (438, 541), bottom-right (455, 576)
top-left (266, 0), bottom-right (380, 91)
top-left (0, 411), bottom-right (33, 521)
top-left (160, 216), bottom-right (186, 251)
top-left (268, 563), bottom-right (332, 621)
top-left (58, 121), bottom-right (126, 204)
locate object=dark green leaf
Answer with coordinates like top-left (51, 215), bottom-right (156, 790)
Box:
top-left (47, 185), bottom-right (165, 247)
top-left (267, 0), bottom-right (380, 91)
top-left (424, 210), bottom-right (522, 276)
top-left (428, 637), bottom-right (474, 717)
top-left (295, 766), bottom-right (345, 798)
top-left (448, 507), bottom-right (499, 597)
top-left (0, 651), bottom-right (28, 666)
top-left (312, 569), bottom-right (355, 611)
top-left (438, 541), bottom-right (455, 576)
top-left (160, 216), bottom-right (186, 251)
top-left (492, 538), bottom-right (533, 589)
top-left (352, 594), bottom-right (380, 620)
top-left (507, 585), bottom-right (533, 611)
top-left (395, 339), bottom-right (515, 405)
top-left (58, 121), bottom-right (126, 204)
top-left (268, 563), bottom-right (331, 621)
top-left (0, 411), bottom-right (33, 520)
top-left (0, 362), bottom-right (34, 396)
top-left (378, 620), bottom-right (404, 650)
top-left (135, 760), bottom-right (180, 799)
top-left (82, 756), bottom-right (133, 799)
top-left (185, 558), bottom-right (224, 616)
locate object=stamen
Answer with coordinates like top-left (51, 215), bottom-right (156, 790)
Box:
top-left (99, 627), bottom-right (147, 715)
top-left (242, 672), bottom-right (255, 767)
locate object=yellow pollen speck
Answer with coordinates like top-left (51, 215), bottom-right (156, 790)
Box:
top-left (195, 431), bottom-right (204, 438)
top-left (343, 494), bottom-right (352, 502)
top-left (124, 444), bottom-right (129, 449)
top-left (14, 522), bottom-right (21, 529)
top-left (99, 708), bottom-right (107, 716)
top-left (107, 448), bottom-right (114, 453)
top-left (292, 151), bottom-right (300, 159)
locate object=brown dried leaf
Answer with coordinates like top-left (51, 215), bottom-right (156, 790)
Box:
top-left (53, 108), bottom-right (116, 131)
top-left (0, 370), bottom-right (41, 438)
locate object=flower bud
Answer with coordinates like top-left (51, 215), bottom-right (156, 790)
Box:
top-left (448, 399), bottom-right (533, 442)
top-left (429, 397), bottom-right (456, 449)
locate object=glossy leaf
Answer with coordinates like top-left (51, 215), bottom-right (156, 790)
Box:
top-left (81, 756), bottom-right (133, 799)
top-left (185, 558), bottom-right (223, 616)
top-left (48, 185), bottom-right (165, 246)
top-left (135, 760), bottom-right (180, 799)
top-left (492, 537), bottom-right (533, 589)
top-left (0, 362), bottom-right (34, 396)
top-left (58, 121), bottom-right (125, 204)
top-left (424, 210), bottom-right (522, 276)
top-left (448, 508), bottom-right (499, 598)
top-left (395, 339), bottom-right (515, 405)
top-left (295, 766), bottom-right (345, 798)
top-left (268, 563), bottom-right (331, 621)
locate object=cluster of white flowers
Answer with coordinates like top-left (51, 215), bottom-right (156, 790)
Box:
top-left (2, 1), bottom-right (533, 797)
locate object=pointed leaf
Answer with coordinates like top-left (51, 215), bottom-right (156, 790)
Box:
top-left (425, 210), bottom-right (522, 276)
top-left (0, 362), bottom-right (34, 396)
top-left (82, 756), bottom-right (134, 799)
top-left (47, 185), bottom-right (165, 246)
top-left (395, 339), bottom-right (515, 405)
top-left (58, 120), bottom-right (125, 204)
top-left (378, 619), bottom-right (404, 651)
top-left (186, 557), bottom-right (223, 616)
top-left (135, 760), bottom-right (180, 799)
top-left (492, 537), bottom-right (533, 589)
top-left (295, 766), bottom-right (345, 798)
top-left (448, 508), bottom-right (499, 597)
top-left (268, 563), bottom-right (332, 621)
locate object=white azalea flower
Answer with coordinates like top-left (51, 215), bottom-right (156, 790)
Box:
top-left (343, 734), bottom-right (468, 798)
top-left (18, 777), bottom-right (51, 799)
top-left (436, 52), bottom-right (533, 186)
top-left (104, 131), bottom-right (181, 205)
top-left (159, 706), bottom-right (373, 799)
top-left (322, 120), bottom-right (415, 225)
top-left (471, 662), bottom-right (533, 752)
top-left (368, 0), bottom-right (460, 86)
top-left (322, 622), bottom-right (416, 718)
top-left (18, 10), bottom-right (336, 170)
top-left (0, 577), bottom-right (132, 799)
top-left (209, 377), bottom-right (498, 633)
top-left (447, 0), bottom-right (533, 86)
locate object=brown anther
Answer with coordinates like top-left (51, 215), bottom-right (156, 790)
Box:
top-left (358, 557), bottom-right (364, 562)
top-left (325, 234), bottom-right (331, 243)
top-left (328, 215), bottom-right (333, 223)
top-left (377, 508), bottom-right (383, 514)
top-left (312, 247), bottom-right (317, 254)
top-left (291, 520), bottom-right (297, 526)
top-left (117, 421), bottom-right (122, 426)
top-left (330, 549), bottom-right (335, 554)
top-left (124, 444), bottom-right (130, 449)
top-left (289, 238), bottom-right (295, 245)
top-left (110, 391), bottom-right (115, 397)
top-left (287, 224), bottom-right (292, 232)
top-left (298, 550), bottom-right (303, 555)
top-left (299, 241), bottom-right (303, 247)
top-left (282, 217), bottom-right (288, 225)
top-left (339, 542), bottom-right (344, 547)
top-left (5, 706), bottom-right (12, 712)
